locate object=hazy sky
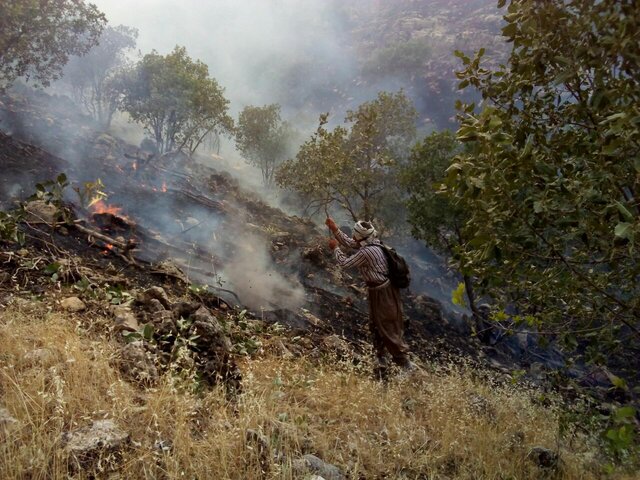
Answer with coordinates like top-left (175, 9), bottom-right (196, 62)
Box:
top-left (91, 0), bottom-right (355, 116)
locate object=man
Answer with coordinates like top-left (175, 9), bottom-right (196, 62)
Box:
top-left (325, 217), bottom-right (415, 374)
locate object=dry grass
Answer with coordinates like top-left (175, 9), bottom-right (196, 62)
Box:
top-left (0, 302), bottom-right (623, 479)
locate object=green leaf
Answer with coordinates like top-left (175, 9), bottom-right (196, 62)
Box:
top-left (599, 112), bottom-right (626, 125)
top-left (614, 406), bottom-right (636, 421)
top-left (614, 201), bottom-right (634, 221)
top-left (44, 262), bottom-right (61, 274)
top-left (488, 116), bottom-right (503, 128)
top-left (614, 222), bottom-right (633, 240)
top-left (533, 200), bottom-right (544, 213)
top-left (451, 282), bottom-right (467, 307)
top-left (553, 70), bottom-right (574, 85)
top-left (607, 372), bottom-right (627, 390)
top-left (502, 22), bottom-right (517, 38)
top-left (521, 134), bottom-right (534, 157)
top-left (553, 56), bottom-right (571, 66)
top-left (142, 323), bottom-right (154, 341)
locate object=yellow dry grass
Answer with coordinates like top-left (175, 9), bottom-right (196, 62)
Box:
top-left (0, 302), bottom-right (625, 479)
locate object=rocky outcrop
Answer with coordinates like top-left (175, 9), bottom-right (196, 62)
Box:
top-left (63, 420), bottom-right (129, 471)
top-left (292, 454), bottom-right (346, 480)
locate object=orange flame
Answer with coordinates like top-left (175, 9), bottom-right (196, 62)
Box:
top-left (100, 243), bottom-right (114, 255)
top-left (90, 200), bottom-right (123, 216)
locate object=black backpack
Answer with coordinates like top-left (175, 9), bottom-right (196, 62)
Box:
top-left (378, 243), bottom-right (411, 289)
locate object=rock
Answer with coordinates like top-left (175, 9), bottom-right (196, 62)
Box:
top-left (23, 348), bottom-right (60, 368)
top-left (63, 419), bottom-right (129, 470)
top-left (61, 296), bottom-right (86, 312)
top-left (150, 310), bottom-right (176, 337)
top-left (527, 446), bottom-right (559, 470)
top-left (0, 407), bottom-right (19, 431)
top-left (154, 439), bottom-right (173, 452)
top-left (528, 362), bottom-right (546, 382)
top-left (146, 298), bottom-right (166, 313)
top-left (188, 306), bottom-right (239, 389)
top-left (467, 393), bottom-right (496, 421)
top-left (0, 271), bottom-right (10, 284)
top-left (322, 335), bottom-right (352, 359)
top-left (117, 342), bottom-right (159, 385)
top-left (137, 286), bottom-right (172, 310)
top-left (301, 309), bottom-right (323, 327)
top-left (172, 300), bottom-right (201, 319)
top-left (189, 306), bottom-right (232, 352)
top-left (292, 454), bottom-right (346, 480)
top-left (110, 306), bottom-right (140, 332)
top-left (517, 332), bottom-right (530, 350)
top-left (154, 260), bottom-right (188, 283)
top-left (24, 200), bottom-right (59, 224)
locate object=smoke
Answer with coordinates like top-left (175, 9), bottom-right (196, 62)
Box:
top-left (218, 228), bottom-right (305, 311)
top-left (89, 0), bottom-right (358, 118)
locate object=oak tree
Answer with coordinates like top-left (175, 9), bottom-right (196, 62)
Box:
top-left (120, 46), bottom-right (234, 155)
top-left (63, 25), bottom-right (138, 130)
top-left (277, 90), bottom-right (417, 225)
top-left (235, 104), bottom-right (293, 186)
top-left (0, 0), bottom-right (105, 88)
top-left (448, 0), bottom-right (640, 356)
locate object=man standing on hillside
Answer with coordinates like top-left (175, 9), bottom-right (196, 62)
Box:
top-left (325, 217), bottom-right (415, 375)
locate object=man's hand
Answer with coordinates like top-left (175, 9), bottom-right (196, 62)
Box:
top-left (325, 217), bottom-right (338, 233)
top-left (328, 238), bottom-right (338, 250)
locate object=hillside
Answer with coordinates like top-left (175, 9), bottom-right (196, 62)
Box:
top-left (0, 85), bottom-right (635, 479)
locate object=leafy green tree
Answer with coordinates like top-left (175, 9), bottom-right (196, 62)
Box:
top-left (235, 104), bottom-right (292, 186)
top-left (0, 0), bottom-right (106, 88)
top-left (277, 90), bottom-right (417, 224)
top-left (63, 25), bottom-right (138, 130)
top-left (400, 130), bottom-right (480, 314)
top-left (448, 0), bottom-right (640, 354)
top-left (120, 46), bottom-right (234, 155)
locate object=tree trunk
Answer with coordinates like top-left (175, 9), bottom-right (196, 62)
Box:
top-left (463, 273), bottom-right (480, 317)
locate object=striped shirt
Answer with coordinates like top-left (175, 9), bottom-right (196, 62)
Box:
top-left (333, 229), bottom-right (388, 284)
